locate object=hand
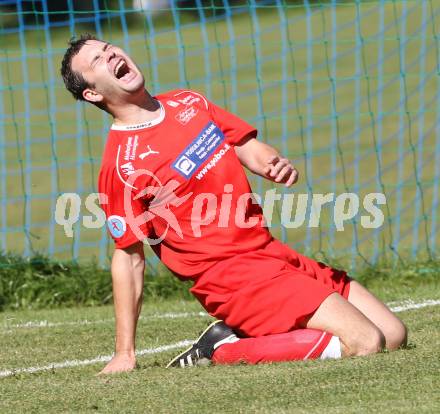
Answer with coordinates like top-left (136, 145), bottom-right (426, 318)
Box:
top-left (263, 155), bottom-right (299, 187)
top-left (98, 352), bottom-right (136, 375)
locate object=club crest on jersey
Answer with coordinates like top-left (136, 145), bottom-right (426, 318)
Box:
top-left (172, 121), bottom-right (225, 179)
top-left (107, 215), bottom-right (126, 238)
top-left (175, 106), bottom-right (198, 125)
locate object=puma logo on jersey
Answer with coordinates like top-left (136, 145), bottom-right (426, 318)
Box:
top-left (139, 145), bottom-right (159, 160)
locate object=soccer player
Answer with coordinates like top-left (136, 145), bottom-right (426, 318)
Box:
top-left (61, 34), bottom-right (407, 374)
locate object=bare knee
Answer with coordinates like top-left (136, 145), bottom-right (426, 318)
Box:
top-left (385, 319), bottom-right (408, 350)
top-left (305, 292), bottom-right (386, 357)
top-left (347, 280), bottom-right (408, 351)
top-left (343, 325), bottom-right (385, 357)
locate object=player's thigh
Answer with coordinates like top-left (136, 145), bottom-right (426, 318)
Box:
top-left (347, 280), bottom-right (407, 350)
top-left (303, 292), bottom-right (385, 356)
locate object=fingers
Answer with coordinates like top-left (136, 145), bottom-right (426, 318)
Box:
top-left (285, 168), bottom-right (299, 187)
top-left (271, 158), bottom-right (288, 178)
top-left (275, 164), bottom-right (291, 182)
top-left (263, 155), bottom-right (278, 175)
top-left (265, 156), bottom-right (298, 187)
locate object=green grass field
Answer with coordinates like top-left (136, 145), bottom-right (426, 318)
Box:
top-left (1, 278), bottom-right (439, 413)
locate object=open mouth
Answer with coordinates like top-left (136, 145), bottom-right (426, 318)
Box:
top-left (114, 59), bottom-right (131, 81)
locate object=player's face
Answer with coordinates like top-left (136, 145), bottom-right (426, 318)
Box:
top-left (71, 40), bottom-right (145, 104)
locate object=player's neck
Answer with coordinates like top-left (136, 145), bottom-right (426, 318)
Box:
top-left (110, 89), bottom-right (160, 126)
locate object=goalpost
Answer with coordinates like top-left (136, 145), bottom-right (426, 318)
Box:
top-left (0, 0), bottom-right (438, 269)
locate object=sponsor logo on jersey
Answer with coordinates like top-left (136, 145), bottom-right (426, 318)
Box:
top-left (167, 100), bottom-right (180, 108)
top-left (173, 155), bottom-right (197, 176)
top-left (107, 215), bottom-right (126, 238)
top-left (195, 143), bottom-right (231, 180)
top-left (177, 94), bottom-right (201, 106)
top-left (120, 161), bottom-right (135, 176)
top-left (139, 145), bottom-right (159, 160)
top-left (172, 121), bottom-right (225, 178)
top-left (175, 106), bottom-right (198, 125)
top-left (124, 135), bottom-right (139, 161)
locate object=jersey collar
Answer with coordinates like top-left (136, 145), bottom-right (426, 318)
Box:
top-left (110, 101), bottom-right (165, 131)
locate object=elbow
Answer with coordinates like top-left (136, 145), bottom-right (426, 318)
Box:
top-left (112, 243), bottom-right (145, 276)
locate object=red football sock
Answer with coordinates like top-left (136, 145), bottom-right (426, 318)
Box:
top-left (212, 329), bottom-right (335, 365)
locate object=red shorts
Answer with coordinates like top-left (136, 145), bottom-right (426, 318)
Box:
top-left (191, 239), bottom-right (351, 337)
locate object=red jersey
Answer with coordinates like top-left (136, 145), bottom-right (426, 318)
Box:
top-left (98, 90), bottom-right (272, 278)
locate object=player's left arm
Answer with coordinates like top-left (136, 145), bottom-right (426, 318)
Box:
top-left (234, 134), bottom-right (299, 187)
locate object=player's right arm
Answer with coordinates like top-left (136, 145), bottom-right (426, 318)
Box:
top-left (98, 155), bottom-right (152, 374)
top-left (99, 242), bottom-right (145, 374)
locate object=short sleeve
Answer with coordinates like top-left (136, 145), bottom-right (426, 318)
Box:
top-left (194, 92), bottom-right (258, 145)
top-left (98, 167), bottom-right (151, 249)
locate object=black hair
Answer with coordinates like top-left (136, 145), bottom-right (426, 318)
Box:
top-left (60, 33), bottom-right (98, 101)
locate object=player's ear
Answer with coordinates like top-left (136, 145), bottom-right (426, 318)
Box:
top-left (83, 88), bottom-right (104, 104)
